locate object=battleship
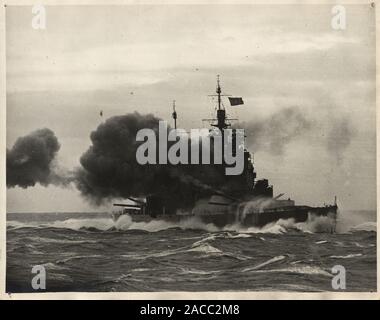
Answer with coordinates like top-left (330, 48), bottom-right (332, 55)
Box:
top-left (111, 77), bottom-right (338, 230)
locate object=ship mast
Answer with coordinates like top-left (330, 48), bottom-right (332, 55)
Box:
top-left (217, 75), bottom-right (222, 111)
top-left (172, 100), bottom-right (177, 129)
top-left (202, 75), bottom-right (237, 131)
top-left (215, 75), bottom-right (228, 130)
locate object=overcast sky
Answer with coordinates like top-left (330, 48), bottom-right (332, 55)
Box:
top-left (6, 4), bottom-right (376, 212)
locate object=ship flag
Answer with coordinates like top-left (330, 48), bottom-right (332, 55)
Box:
top-left (228, 97), bottom-right (244, 106)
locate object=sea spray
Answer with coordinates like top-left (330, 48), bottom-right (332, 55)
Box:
top-left (7, 212), bottom-right (339, 234)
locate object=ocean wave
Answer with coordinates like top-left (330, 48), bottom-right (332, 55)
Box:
top-left (120, 237), bottom-right (249, 261)
top-left (25, 243), bottom-right (45, 255)
top-left (56, 254), bottom-right (103, 264)
top-left (48, 273), bottom-right (74, 282)
top-left (7, 220), bottom-right (44, 230)
top-left (130, 268), bottom-right (152, 272)
top-left (190, 232), bottom-right (252, 248)
top-left (190, 235), bottom-right (251, 260)
top-left (7, 218), bottom-right (115, 232)
top-left (234, 223), bottom-right (288, 235)
top-left (121, 246), bottom-right (188, 260)
top-left (7, 211), bottom-right (340, 235)
top-left (315, 240), bottom-right (328, 245)
top-left (223, 215), bottom-right (337, 235)
top-left (330, 253), bottom-right (363, 259)
top-left (26, 236), bottom-right (98, 245)
top-left (254, 266), bottom-right (333, 277)
top-left (187, 243), bottom-right (223, 254)
top-left (128, 217), bottom-right (219, 233)
top-left (350, 222), bottom-right (377, 232)
top-left (51, 218), bottom-right (116, 231)
top-left (41, 262), bottom-right (67, 271)
top-left (191, 234), bottom-right (219, 246)
top-left (179, 267), bottom-right (221, 276)
top-left (354, 242), bottom-right (375, 248)
top-left (241, 255), bottom-right (332, 277)
top-left (242, 255), bottom-right (287, 272)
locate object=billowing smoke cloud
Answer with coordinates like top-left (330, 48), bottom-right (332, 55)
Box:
top-left (7, 128), bottom-right (71, 188)
top-left (236, 107), bottom-right (313, 155)
top-left (236, 107), bottom-right (356, 162)
top-left (74, 112), bottom-right (224, 207)
top-left (7, 108), bottom-right (357, 209)
top-left (326, 116), bottom-right (356, 164)
top-left (5, 114), bottom-right (234, 209)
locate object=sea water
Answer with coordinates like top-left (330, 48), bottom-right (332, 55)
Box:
top-left (6, 210), bottom-right (376, 292)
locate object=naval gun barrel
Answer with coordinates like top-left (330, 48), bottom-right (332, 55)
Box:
top-left (127, 197), bottom-right (146, 205)
top-left (113, 203), bottom-right (142, 208)
top-left (212, 190), bottom-right (241, 202)
top-left (273, 193), bottom-right (285, 200)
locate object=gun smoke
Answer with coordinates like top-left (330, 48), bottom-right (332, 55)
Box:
top-left (236, 107), bottom-right (313, 155)
top-left (236, 107), bottom-right (356, 162)
top-left (326, 116), bottom-right (356, 164)
top-left (6, 128), bottom-right (72, 188)
top-left (74, 112), bottom-right (223, 207)
top-left (7, 109), bottom-right (356, 208)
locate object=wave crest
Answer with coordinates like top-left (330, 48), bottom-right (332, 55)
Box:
top-left (6, 212), bottom-right (356, 234)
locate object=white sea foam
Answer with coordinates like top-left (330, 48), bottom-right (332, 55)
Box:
top-left (254, 266), bottom-right (333, 277)
top-left (191, 234), bottom-right (218, 247)
top-left (56, 254), bottom-right (103, 264)
top-left (330, 253), bottom-right (363, 259)
top-left (127, 217), bottom-right (219, 233)
top-left (242, 255), bottom-right (332, 276)
top-left (242, 255), bottom-right (287, 272)
top-left (6, 210), bottom-right (343, 234)
top-left (222, 215), bottom-right (337, 234)
top-left (26, 236), bottom-right (97, 245)
top-left (354, 242), bottom-right (375, 248)
top-left (42, 262), bottom-right (67, 271)
top-left (7, 220), bottom-right (42, 230)
top-left (131, 268), bottom-right (151, 272)
top-left (179, 267), bottom-right (221, 276)
top-left (225, 232), bottom-right (251, 239)
top-left (121, 246), bottom-right (187, 260)
top-left (121, 237), bottom-right (248, 261)
top-left (188, 243), bottom-right (223, 254)
top-left (50, 218), bottom-right (115, 231)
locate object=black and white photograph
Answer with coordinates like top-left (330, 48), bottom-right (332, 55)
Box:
top-left (2, 1), bottom-right (378, 296)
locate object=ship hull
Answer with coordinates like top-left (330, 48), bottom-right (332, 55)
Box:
top-left (115, 205), bottom-right (338, 232)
